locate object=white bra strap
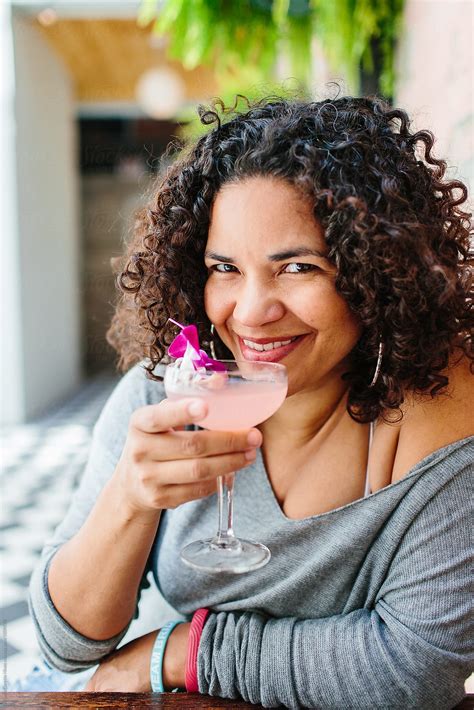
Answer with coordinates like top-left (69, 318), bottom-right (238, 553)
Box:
top-left (364, 421), bottom-right (374, 497)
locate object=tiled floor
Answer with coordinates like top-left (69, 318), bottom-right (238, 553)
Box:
top-left (1, 371), bottom-right (120, 684)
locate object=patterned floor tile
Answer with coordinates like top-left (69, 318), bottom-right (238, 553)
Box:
top-left (0, 554), bottom-right (39, 581)
top-left (0, 371), bottom-right (119, 684)
top-left (11, 575), bottom-right (32, 588)
top-left (0, 601), bottom-right (29, 624)
top-left (1, 583), bottom-right (28, 607)
top-left (4, 615), bottom-right (39, 655)
top-left (1, 639), bottom-right (20, 659)
top-left (4, 652), bottom-right (44, 685)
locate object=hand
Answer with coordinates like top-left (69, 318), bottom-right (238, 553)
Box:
top-left (84, 623), bottom-right (191, 692)
top-left (84, 630), bottom-right (158, 692)
top-left (113, 396), bottom-right (262, 517)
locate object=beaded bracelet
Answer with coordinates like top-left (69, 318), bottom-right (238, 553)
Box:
top-left (185, 608), bottom-right (210, 692)
top-left (150, 620), bottom-right (184, 693)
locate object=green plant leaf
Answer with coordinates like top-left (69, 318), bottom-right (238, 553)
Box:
top-left (139, 0), bottom-right (405, 99)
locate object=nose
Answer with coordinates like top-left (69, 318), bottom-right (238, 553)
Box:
top-left (232, 278), bottom-right (285, 327)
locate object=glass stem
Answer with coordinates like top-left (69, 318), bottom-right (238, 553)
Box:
top-left (215, 473), bottom-right (238, 547)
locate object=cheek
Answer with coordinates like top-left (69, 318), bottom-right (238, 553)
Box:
top-left (299, 284), bottom-right (362, 346)
top-left (204, 281), bottom-right (237, 355)
top-left (204, 281), bottom-right (230, 324)
top-left (322, 294), bottom-right (362, 348)
top-left (294, 282), bottom-right (356, 325)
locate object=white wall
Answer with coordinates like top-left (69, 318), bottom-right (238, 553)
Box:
top-left (1, 2), bottom-right (24, 424)
top-left (1, 12), bottom-right (81, 424)
top-left (395, 0), bottom-right (473, 206)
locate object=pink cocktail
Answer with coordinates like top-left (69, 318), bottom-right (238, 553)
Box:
top-left (166, 380), bottom-right (288, 431)
top-left (164, 360), bottom-right (288, 573)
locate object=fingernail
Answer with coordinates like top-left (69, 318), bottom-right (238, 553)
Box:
top-left (247, 430), bottom-right (262, 447)
top-left (188, 400), bottom-right (206, 418)
top-left (245, 449), bottom-right (257, 461)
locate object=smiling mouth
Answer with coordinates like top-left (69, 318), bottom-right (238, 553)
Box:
top-left (241, 336), bottom-right (299, 352)
top-left (237, 334), bottom-right (307, 361)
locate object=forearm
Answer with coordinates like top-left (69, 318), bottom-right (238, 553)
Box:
top-left (198, 608), bottom-right (471, 709)
top-left (48, 474), bottom-right (161, 641)
top-left (162, 622), bottom-right (190, 690)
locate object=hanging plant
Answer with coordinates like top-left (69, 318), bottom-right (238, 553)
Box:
top-left (138, 0), bottom-right (404, 99)
top-left (137, 1), bottom-right (405, 141)
top-left (312, 0), bottom-right (405, 96)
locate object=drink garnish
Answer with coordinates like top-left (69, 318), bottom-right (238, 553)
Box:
top-left (168, 319), bottom-right (227, 373)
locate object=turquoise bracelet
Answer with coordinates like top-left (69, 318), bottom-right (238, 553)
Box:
top-left (150, 620), bottom-right (184, 693)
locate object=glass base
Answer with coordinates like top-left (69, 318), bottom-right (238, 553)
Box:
top-left (180, 536), bottom-right (271, 573)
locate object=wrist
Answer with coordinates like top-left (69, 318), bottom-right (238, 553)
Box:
top-left (107, 474), bottom-right (161, 526)
top-left (162, 622), bottom-right (190, 690)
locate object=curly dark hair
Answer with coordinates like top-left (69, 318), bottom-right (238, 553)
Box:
top-left (106, 93), bottom-right (473, 423)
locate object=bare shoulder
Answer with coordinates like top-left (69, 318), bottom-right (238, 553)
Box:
top-left (390, 353), bottom-right (473, 483)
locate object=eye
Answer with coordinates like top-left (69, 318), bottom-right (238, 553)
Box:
top-left (208, 264), bottom-right (238, 273)
top-left (283, 263), bottom-right (320, 274)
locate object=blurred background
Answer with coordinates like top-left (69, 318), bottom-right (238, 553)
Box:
top-left (1, 0), bottom-right (473, 689)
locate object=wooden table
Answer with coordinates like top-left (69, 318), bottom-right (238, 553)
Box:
top-left (2, 693), bottom-right (473, 709)
top-left (1, 693), bottom-right (261, 708)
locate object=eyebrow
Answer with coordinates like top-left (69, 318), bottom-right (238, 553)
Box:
top-left (204, 247), bottom-right (330, 262)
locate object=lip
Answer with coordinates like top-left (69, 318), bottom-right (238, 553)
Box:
top-left (237, 334), bottom-right (307, 362)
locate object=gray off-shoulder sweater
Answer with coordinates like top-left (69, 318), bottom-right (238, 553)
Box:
top-left (28, 362), bottom-right (474, 709)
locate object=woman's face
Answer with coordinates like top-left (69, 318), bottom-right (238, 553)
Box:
top-left (204, 176), bottom-right (362, 396)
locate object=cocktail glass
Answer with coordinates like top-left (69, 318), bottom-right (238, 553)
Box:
top-left (164, 359), bottom-right (288, 573)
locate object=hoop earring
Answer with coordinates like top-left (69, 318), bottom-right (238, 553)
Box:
top-left (210, 324), bottom-right (217, 360)
top-left (368, 340), bottom-right (384, 388)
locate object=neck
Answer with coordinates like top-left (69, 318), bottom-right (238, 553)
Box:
top-left (260, 375), bottom-right (351, 449)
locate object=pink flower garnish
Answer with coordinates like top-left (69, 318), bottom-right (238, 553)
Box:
top-left (168, 319), bottom-right (227, 372)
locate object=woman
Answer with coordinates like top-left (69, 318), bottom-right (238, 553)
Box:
top-left (29, 95), bottom-right (473, 708)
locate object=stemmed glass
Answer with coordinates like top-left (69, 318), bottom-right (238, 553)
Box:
top-left (164, 359), bottom-right (288, 573)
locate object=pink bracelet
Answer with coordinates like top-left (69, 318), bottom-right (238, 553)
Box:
top-left (185, 608), bottom-right (210, 692)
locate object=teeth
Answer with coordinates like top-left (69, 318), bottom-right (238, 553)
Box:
top-left (243, 337), bottom-right (295, 351)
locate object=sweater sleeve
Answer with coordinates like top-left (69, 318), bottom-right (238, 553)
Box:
top-left (28, 361), bottom-right (164, 672)
top-left (197, 461), bottom-right (474, 709)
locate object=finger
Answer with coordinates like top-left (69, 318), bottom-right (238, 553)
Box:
top-left (143, 427), bottom-right (262, 462)
top-left (159, 478), bottom-right (219, 509)
top-left (130, 397), bottom-right (208, 434)
top-left (152, 449), bottom-right (257, 486)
